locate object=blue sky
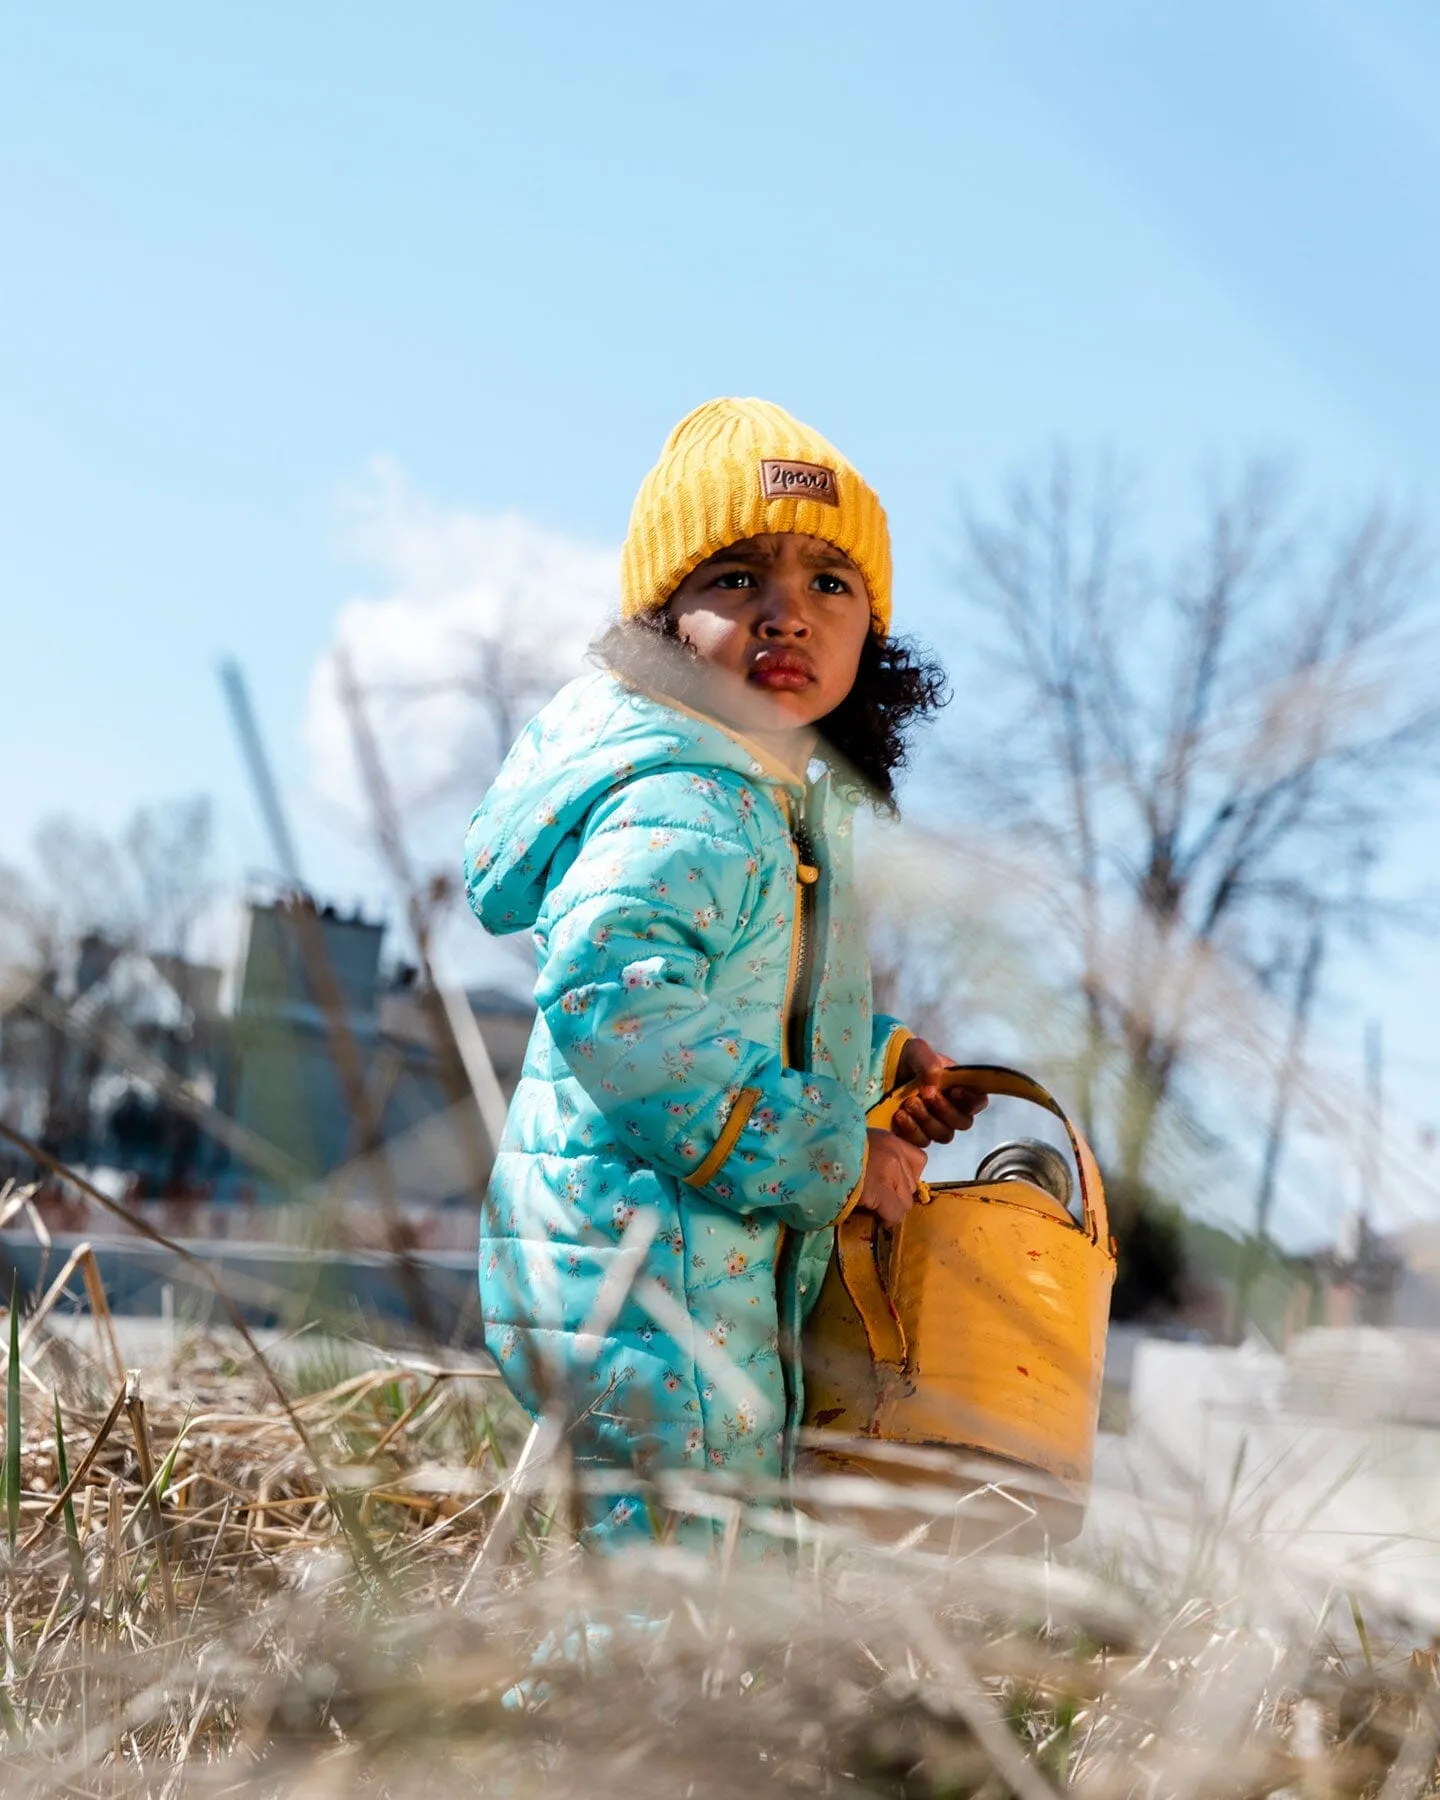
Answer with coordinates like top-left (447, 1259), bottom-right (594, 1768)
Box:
top-left (4, 2), bottom-right (1439, 1243)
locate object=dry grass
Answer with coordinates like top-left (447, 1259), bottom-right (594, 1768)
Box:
top-left (0, 1277), bottom-right (1437, 1800)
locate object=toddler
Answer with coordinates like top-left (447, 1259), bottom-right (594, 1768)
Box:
top-left (464, 398), bottom-right (982, 1550)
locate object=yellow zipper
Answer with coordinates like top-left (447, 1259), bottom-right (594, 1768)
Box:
top-left (781, 891), bottom-right (803, 1074)
top-left (776, 797), bottom-right (821, 1471)
top-left (777, 790), bottom-right (819, 1073)
top-left (775, 789), bottom-right (820, 1292)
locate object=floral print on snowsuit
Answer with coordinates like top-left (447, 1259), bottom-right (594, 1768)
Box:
top-left (464, 672), bottom-right (909, 1550)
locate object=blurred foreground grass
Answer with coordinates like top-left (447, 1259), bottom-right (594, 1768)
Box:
top-left (1, 1281), bottom-right (1438, 1800)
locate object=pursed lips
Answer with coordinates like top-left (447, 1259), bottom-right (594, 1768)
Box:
top-left (748, 650), bottom-right (815, 689)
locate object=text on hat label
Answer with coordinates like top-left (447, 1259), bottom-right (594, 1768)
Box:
top-left (759, 459), bottom-right (840, 506)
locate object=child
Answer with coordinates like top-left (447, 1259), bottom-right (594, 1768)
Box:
top-left (464, 398), bottom-right (983, 1551)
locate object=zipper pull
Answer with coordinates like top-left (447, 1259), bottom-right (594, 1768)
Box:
top-left (794, 824), bottom-right (820, 885)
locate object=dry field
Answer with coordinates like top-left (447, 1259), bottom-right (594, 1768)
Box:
top-left (1, 1251), bottom-right (1438, 1800)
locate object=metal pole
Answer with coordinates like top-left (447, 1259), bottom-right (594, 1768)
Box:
top-left (218, 658), bottom-right (306, 892)
top-left (1360, 1018), bottom-right (1383, 1234)
top-left (1234, 918), bottom-right (1323, 1341)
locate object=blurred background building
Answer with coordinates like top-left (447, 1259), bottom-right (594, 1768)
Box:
top-left (0, 889), bottom-right (532, 1245)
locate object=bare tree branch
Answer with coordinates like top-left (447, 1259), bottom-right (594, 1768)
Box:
top-left (943, 447), bottom-right (1439, 1181)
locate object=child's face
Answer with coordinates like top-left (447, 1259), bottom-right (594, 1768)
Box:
top-left (665, 533), bottom-right (872, 737)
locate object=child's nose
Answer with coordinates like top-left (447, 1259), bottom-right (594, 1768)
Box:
top-left (756, 575), bottom-right (812, 636)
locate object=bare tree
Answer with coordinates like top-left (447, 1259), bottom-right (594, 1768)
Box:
top-left (454, 634), bottom-right (569, 769)
top-left (5, 798), bottom-right (214, 971)
top-left (359, 626), bottom-right (578, 814)
top-left (123, 796), bottom-right (215, 964)
top-left (25, 818), bottom-right (130, 952)
top-left (946, 448), bottom-right (1438, 1183)
top-left (0, 795), bottom-right (217, 1161)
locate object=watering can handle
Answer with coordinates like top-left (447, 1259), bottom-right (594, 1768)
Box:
top-left (834, 1066), bottom-right (1109, 1377)
top-left (865, 1064), bottom-right (1108, 1245)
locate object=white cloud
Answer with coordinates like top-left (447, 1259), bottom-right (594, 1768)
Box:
top-left (305, 458), bottom-right (617, 828)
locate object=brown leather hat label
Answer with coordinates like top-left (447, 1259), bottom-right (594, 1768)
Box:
top-left (760, 458), bottom-right (840, 506)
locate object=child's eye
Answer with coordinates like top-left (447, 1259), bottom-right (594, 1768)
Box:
top-left (812, 572), bottom-right (852, 595)
top-left (712, 570), bottom-right (757, 590)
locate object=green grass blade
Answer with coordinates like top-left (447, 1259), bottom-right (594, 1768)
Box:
top-left (1348, 1592), bottom-right (1375, 1671)
top-left (123, 1406), bottom-right (192, 1523)
top-left (152, 1404), bottom-right (191, 1507)
top-left (5, 1276), bottom-right (20, 1553)
top-left (52, 1391), bottom-right (84, 1589)
top-left (330, 1485), bottom-right (397, 1603)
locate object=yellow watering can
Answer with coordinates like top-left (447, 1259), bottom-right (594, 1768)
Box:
top-left (802, 1065), bottom-right (1116, 1543)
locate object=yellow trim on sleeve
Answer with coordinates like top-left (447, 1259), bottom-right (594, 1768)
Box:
top-left (830, 1135), bottom-right (871, 1226)
top-left (684, 1087), bottom-right (762, 1190)
top-left (880, 1027), bottom-right (913, 1096)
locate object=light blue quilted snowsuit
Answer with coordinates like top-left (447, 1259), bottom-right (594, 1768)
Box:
top-left (463, 671), bottom-right (910, 1549)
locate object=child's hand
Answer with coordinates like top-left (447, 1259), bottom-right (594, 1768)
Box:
top-left (856, 1129), bottom-right (928, 1227)
top-left (891, 1038), bottom-right (987, 1148)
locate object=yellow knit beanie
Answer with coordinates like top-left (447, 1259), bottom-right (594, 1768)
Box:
top-left (620, 398), bottom-right (893, 636)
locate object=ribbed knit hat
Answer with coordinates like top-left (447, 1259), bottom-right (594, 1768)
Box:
top-left (620, 398), bottom-right (893, 636)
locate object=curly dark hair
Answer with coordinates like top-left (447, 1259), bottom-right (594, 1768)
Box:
top-left (591, 614), bottom-right (948, 811)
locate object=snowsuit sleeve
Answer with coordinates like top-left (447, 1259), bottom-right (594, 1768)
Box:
top-left (865, 1015), bottom-right (913, 1110)
top-left (533, 773), bottom-right (868, 1231)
